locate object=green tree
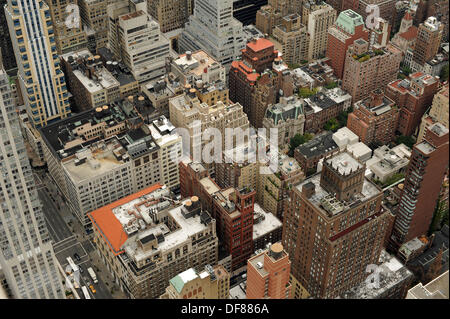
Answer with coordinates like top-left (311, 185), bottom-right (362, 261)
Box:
top-left (383, 173), bottom-right (404, 187)
top-left (288, 133), bottom-right (313, 156)
top-left (325, 81), bottom-right (338, 89)
top-left (323, 118), bottom-right (340, 132)
top-left (396, 135), bottom-right (415, 148)
top-left (298, 87), bottom-right (317, 98)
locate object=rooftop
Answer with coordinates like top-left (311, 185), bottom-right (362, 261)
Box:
top-left (174, 50), bottom-right (222, 78)
top-left (326, 151), bottom-right (363, 175)
top-left (407, 271), bottom-right (449, 299)
top-left (296, 131), bottom-right (339, 159)
top-left (246, 38), bottom-right (274, 53)
top-left (265, 96), bottom-right (304, 125)
top-left (253, 204), bottom-right (283, 241)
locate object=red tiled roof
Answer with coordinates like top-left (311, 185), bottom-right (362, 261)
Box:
top-left (399, 26), bottom-right (418, 41)
top-left (246, 38), bottom-right (274, 52)
top-left (88, 184), bottom-right (163, 256)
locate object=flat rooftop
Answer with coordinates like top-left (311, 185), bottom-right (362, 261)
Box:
top-left (296, 131), bottom-right (338, 159)
top-left (253, 204), bottom-right (283, 240)
top-left (326, 152), bottom-right (363, 175)
top-left (175, 50), bottom-right (222, 77)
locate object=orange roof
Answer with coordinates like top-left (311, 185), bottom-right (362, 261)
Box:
top-left (399, 26), bottom-right (418, 40)
top-left (246, 38), bottom-right (274, 52)
top-left (88, 184), bottom-right (163, 256)
top-left (403, 11), bottom-right (413, 21)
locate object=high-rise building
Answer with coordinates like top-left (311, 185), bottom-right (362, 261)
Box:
top-left (272, 14), bottom-right (309, 66)
top-left (386, 72), bottom-right (439, 137)
top-left (5, 0), bottom-right (72, 128)
top-left (0, 0), bottom-right (17, 72)
top-left (179, 0), bottom-right (245, 68)
top-left (347, 89), bottom-right (399, 146)
top-left (109, 1), bottom-right (171, 83)
top-left (418, 84), bottom-right (449, 143)
top-left (147, 0), bottom-right (193, 33)
top-left (409, 16), bottom-right (444, 72)
top-left (162, 265), bottom-right (230, 299)
top-left (0, 64), bottom-right (65, 299)
top-left (389, 123), bottom-right (449, 250)
top-left (78, 0), bottom-right (108, 50)
top-left (283, 151), bottom-right (393, 298)
top-left (46, 0), bottom-right (88, 54)
top-left (255, 0), bottom-right (291, 36)
top-left (342, 39), bottom-right (402, 103)
top-left (327, 9), bottom-right (369, 79)
top-left (302, 1), bottom-right (337, 61)
top-left (246, 242), bottom-right (291, 299)
top-left (414, 0), bottom-right (449, 43)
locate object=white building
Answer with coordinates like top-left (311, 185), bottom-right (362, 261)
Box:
top-left (178, 0), bottom-right (245, 68)
top-left (366, 144), bottom-right (411, 183)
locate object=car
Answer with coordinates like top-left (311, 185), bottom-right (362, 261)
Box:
top-left (73, 253), bottom-right (81, 262)
top-left (89, 285), bottom-right (96, 294)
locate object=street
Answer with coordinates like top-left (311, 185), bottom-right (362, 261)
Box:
top-left (33, 170), bottom-right (120, 299)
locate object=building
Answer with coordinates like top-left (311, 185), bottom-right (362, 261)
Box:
top-left (332, 126), bottom-right (359, 151)
top-left (283, 151), bottom-right (394, 298)
top-left (326, 9), bottom-right (369, 79)
top-left (179, 0), bottom-right (245, 68)
top-left (46, 0), bottom-right (88, 54)
top-left (88, 186), bottom-right (219, 299)
top-left (406, 270), bottom-right (449, 299)
top-left (255, 0), bottom-right (292, 36)
top-left (162, 265), bottom-right (230, 299)
top-left (272, 14), bottom-right (309, 66)
top-left (347, 89), bottom-right (399, 146)
top-left (391, 11), bottom-right (418, 53)
top-left (61, 50), bottom-right (121, 112)
top-left (386, 72), bottom-right (439, 137)
top-left (418, 84), bottom-right (449, 143)
top-left (414, 0), bottom-right (449, 42)
top-left (342, 39), bottom-right (402, 103)
top-left (0, 0), bottom-right (17, 72)
top-left (112, 4), bottom-right (171, 83)
top-left (389, 123), bottom-right (449, 249)
top-left (229, 38), bottom-right (292, 128)
top-left (354, 0), bottom-right (398, 28)
top-left (40, 103), bottom-right (181, 229)
top-left (147, 0), bottom-right (193, 33)
top-left (303, 88), bottom-right (352, 134)
top-left (233, 0), bottom-right (268, 26)
top-left (409, 16), bottom-right (444, 72)
top-left (366, 144), bottom-right (411, 183)
top-left (252, 204), bottom-right (283, 251)
top-left (263, 95), bottom-right (305, 152)
top-left (5, 0), bottom-right (71, 128)
top-left (346, 142), bottom-right (372, 162)
top-left (294, 131), bottom-right (340, 176)
top-left (246, 242), bottom-right (291, 299)
top-left (303, 1), bottom-right (337, 61)
top-left (340, 250), bottom-right (414, 299)
top-left (78, 0), bottom-right (108, 49)
top-left (0, 64), bottom-right (65, 299)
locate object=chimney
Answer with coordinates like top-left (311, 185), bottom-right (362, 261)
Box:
top-left (302, 182), bottom-right (315, 198)
top-left (186, 51), bottom-right (192, 60)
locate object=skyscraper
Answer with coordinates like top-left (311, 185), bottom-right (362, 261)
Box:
top-left (5, 0), bottom-right (71, 128)
top-left (389, 123), bottom-right (449, 250)
top-left (0, 64), bottom-right (65, 299)
top-left (0, 0), bottom-right (17, 72)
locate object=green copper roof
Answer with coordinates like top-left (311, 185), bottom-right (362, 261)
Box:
top-left (335, 9), bottom-right (364, 35)
top-left (169, 275), bottom-right (186, 294)
top-left (169, 268), bottom-right (198, 294)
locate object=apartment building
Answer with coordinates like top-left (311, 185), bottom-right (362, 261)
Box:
top-left (88, 186), bottom-right (219, 299)
top-left (246, 243), bottom-right (291, 299)
top-left (255, 0), bottom-right (292, 36)
top-left (303, 1), bottom-right (337, 61)
top-left (79, 0), bottom-right (109, 49)
top-left (162, 265), bottom-right (230, 299)
top-left (283, 151), bottom-right (394, 298)
top-left (342, 39), bottom-right (402, 103)
top-left (366, 144), bottom-right (411, 183)
top-left (347, 89), bottom-right (399, 146)
top-left (386, 72), bottom-right (439, 137)
top-left (418, 84), bottom-right (449, 143)
top-left (272, 14), bottom-right (309, 66)
top-left (147, 0), bottom-right (193, 33)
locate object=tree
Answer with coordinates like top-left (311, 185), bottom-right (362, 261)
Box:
top-left (288, 133), bottom-right (313, 156)
top-left (323, 118), bottom-right (340, 132)
top-left (396, 135), bottom-right (415, 148)
top-left (298, 87), bottom-right (317, 98)
top-left (440, 64), bottom-right (449, 82)
top-left (325, 81), bottom-right (338, 89)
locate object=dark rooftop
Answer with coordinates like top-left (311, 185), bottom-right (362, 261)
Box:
top-left (296, 131), bottom-right (338, 159)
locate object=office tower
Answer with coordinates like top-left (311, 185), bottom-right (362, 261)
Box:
top-left (147, 0), bottom-right (193, 33)
top-left (78, 0), bottom-right (108, 50)
top-left (272, 14), bottom-right (309, 66)
top-left (179, 0), bottom-right (245, 68)
top-left (162, 265), bottom-right (230, 299)
top-left (110, 1), bottom-right (170, 83)
top-left (283, 151), bottom-right (393, 298)
top-left (347, 89), bottom-right (399, 146)
top-left (46, 0), bottom-right (88, 54)
top-left (5, 0), bottom-right (71, 128)
top-left (327, 9), bottom-right (369, 79)
top-left (410, 16), bottom-right (444, 71)
top-left (418, 84), bottom-right (449, 143)
top-left (246, 242), bottom-right (291, 299)
top-left (0, 64), bottom-right (65, 299)
top-left (89, 186), bottom-right (219, 298)
top-left (302, 1), bottom-right (337, 61)
top-left (342, 39), bottom-right (402, 103)
top-left (0, 0), bottom-right (16, 72)
top-left (389, 123), bottom-right (449, 250)
top-left (386, 72), bottom-right (439, 136)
